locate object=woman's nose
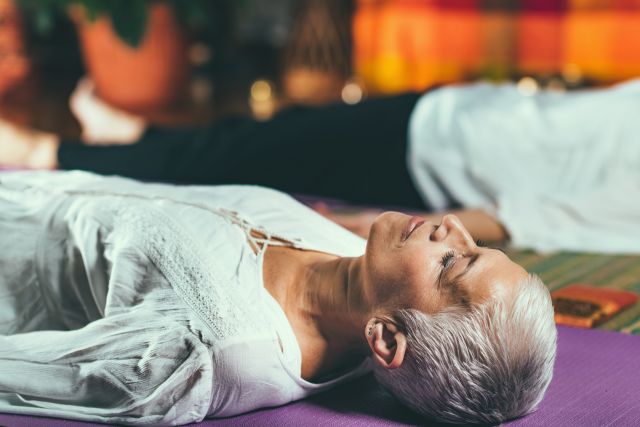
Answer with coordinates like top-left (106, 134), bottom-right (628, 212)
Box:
top-left (431, 214), bottom-right (476, 248)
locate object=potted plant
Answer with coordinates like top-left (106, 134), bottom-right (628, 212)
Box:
top-left (20, 0), bottom-right (222, 111)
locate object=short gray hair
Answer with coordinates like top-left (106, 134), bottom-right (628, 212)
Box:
top-left (372, 274), bottom-right (557, 424)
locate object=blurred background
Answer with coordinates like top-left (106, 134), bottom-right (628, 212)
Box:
top-left (2, 0), bottom-right (640, 138)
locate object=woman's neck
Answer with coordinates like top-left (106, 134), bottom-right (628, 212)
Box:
top-left (262, 246), bottom-right (370, 381)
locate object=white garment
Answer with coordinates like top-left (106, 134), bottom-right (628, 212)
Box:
top-left (0, 170), bottom-right (370, 426)
top-left (408, 80), bottom-right (640, 253)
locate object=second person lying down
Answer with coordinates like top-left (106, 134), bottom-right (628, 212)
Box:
top-left (1, 79), bottom-right (639, 253)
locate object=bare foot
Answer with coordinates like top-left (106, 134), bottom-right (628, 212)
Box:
top-left (70, 77), bottom-right (147, 145)
top-left (0, 119), bottom-right (59, 169)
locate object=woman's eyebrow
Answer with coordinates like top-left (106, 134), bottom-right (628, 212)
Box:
top-left (479, 240), bottom-right (506, 254)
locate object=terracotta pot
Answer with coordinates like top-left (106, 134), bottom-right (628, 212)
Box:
top-left (0, 0), bottom-right (30, 97)
top-left (73, 3), bottom-right (189, 111)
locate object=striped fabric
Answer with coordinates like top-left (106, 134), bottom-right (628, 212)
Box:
top-left (507, 249), bottom-right (640, 335)
top-left (353, 0), bottom-right (640, 93)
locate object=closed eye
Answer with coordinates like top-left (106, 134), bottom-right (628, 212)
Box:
top-left (440, 250), bottom-right (455, 268)
top-left (437, 250), bottom-right (456, 289)
top-left (437, 251), bottom-right (478, 305)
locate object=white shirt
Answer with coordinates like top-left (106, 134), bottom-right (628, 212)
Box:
top-left (0, 171), bottom-right (370, 426)
top-left (408, 80), bottom-right (640, 253)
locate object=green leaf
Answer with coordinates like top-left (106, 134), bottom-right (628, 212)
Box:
top-left (17, 0), bottom-right (243, 44)
top-left (171, 0), bottom-right (209, 29)
top-left (82, 0), bottom-right (103, 22)
top-left (33, 9), bottom-right (55, 34)
top-left (109, 0), bottom-right (148, 48)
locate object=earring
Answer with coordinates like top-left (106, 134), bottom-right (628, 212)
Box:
top-left (368, 326), bottom-right (373, 336)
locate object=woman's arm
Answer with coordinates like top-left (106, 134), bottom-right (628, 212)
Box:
top-left (0, 120), bottom-right (59, 169)
top-left (435, 208), bottom-right (509, 243)
top-left (0, 310), bottom-right (212, 425)
top-left (316, 204), bottom-right (509, 243)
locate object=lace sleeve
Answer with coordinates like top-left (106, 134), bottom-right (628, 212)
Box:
top-left (0, 308), bottom-right (213, 425)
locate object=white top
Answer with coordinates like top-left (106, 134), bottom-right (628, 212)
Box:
top-left (408, 80), bottom-right (640, 253)
top-left (0, 170), bottom-right (370, 426)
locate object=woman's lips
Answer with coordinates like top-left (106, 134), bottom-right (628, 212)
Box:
top-left (403, 216), bottom-right (425, 241)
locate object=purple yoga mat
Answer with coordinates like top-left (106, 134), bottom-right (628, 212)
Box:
top-left (1, 326), bottom-right (638, 426)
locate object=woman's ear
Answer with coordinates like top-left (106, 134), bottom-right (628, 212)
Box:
top-left (365, 317), bottom-right (407, 370)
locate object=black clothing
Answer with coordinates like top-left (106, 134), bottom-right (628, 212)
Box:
top-left (59, 93), bottom-right (425, 208)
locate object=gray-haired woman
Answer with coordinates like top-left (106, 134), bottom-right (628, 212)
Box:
top-left (0, 170), bottom-right (556, 425)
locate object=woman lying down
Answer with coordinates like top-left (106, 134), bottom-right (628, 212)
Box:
top-left (0, 170), bottom-right (556, 426)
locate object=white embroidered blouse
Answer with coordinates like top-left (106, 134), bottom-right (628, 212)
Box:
top-left (0, 170), bottom-right (370, 426)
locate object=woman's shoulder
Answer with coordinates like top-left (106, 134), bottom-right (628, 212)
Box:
top-left (209, 336), bottom-right (372, 418)
top-left (208, 337), bottom-right (291, 417)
